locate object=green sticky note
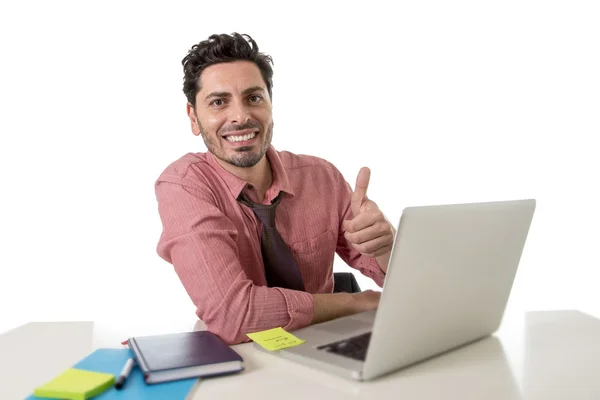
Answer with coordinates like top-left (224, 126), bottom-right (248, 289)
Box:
top-left (33, 368), bottom-right (115, 400)
top-left (247, 327), bottom-right (306, 351)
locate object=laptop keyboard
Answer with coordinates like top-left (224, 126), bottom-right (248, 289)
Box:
top-left (317, 332), bottom-right (372, 361)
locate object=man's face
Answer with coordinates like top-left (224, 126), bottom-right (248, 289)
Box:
top-left (188, 60), bottom-right (273, 168)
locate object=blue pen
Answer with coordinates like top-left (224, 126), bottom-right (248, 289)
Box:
top-left (115, 358), bottom-right (136, 389)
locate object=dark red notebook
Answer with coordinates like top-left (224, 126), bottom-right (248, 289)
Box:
top-left (128, 330), bottom-right (244, 384)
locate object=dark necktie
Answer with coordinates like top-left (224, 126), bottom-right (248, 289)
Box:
top-left (237, 192), bottom-right (306, 291)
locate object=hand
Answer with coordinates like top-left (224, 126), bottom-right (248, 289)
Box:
top-left (342, 167), bottom-right (395, 258)
top-left (352, 290), bottom-right (381, 313)
top-left (311, 290), bottom-right (381, 324)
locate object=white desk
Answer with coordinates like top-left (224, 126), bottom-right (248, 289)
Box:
top-left (1, 310), bottom-right (599, 400)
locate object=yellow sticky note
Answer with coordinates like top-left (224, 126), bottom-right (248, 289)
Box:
top-left (33, 368), bottom-right (114, 400)
top-left (247, 327), bottom-right (306, 351)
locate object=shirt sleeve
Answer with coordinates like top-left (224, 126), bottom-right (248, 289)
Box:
top-left (328, 165), bottom-right (387, 288)
top-left (155, 177), bottom-right (314, 345)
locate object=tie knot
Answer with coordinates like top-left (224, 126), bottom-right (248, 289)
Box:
top-left (237, 193), bottom-right (282, 228)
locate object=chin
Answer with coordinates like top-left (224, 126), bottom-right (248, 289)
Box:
top-left (228, 148), bottom-right (266, 168)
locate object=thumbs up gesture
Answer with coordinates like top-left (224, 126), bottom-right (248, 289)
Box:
top-left (343, 167), bottom-right (395, 262)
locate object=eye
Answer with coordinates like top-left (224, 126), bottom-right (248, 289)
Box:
top-left (248, 95), bottom-right (263, 104)
top-left (209, 99), bottom-right (225, 107)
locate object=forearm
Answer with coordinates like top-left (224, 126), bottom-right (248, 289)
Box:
top-left (311, 293), bottom-right (355, 324)
top-left (196, 282), bottom-right (314, 345)
top-left (375, 223), bottom-right (396, 274)
top-left (375, 253), bottom-right (390, 274)
top-left (311, 291), bottom-right (379, 325)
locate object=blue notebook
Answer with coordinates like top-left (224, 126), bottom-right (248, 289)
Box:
top-left (27, 348), bottom-right (198, 400)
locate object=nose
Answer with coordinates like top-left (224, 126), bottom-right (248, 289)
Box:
top-left (229, 99), bottom-right (251, 125)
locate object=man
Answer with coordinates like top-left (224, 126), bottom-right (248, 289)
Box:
top-left (155, 33), bottom-right (396, 345)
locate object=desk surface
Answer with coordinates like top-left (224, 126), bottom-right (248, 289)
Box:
top-left (1, 310), bottom-right (599, 400)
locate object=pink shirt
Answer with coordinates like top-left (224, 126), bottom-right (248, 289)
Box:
top-left (155, 146), bottom-right (385, 344)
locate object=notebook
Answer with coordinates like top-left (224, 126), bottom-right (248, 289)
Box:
top-left (128, 330), bottom-right (244, 384)
top-left (33, 368), bottom-right (114, 400)
top-left (26, 348), bottom-right (198, 400)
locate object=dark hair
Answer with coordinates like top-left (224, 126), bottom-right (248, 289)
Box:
top-left (182, 33), bottom-right (274, 107)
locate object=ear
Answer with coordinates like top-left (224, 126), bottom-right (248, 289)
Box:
top-left (187, 102), bottom-right (201, 136)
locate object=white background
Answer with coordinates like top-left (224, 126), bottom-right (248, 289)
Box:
top-left (0, 0), bottom-right (598, 335)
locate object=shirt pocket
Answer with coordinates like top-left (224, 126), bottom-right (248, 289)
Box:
top-left (290, 230), bottom-right (337, 290)
top-left (290, 229), bottom-right (336, 254)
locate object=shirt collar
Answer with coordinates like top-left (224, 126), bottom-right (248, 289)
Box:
top-left (206, 145), bottom-right (295, 201)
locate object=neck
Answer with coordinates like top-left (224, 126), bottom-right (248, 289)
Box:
top-left (216, 154), bottom-right (272, 202)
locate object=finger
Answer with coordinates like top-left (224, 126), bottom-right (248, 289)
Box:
top-left (369, 244), bottom-right (393, 258)
top-left (351, 167), bottom-right (371, 217)
top-left (344, 207), bottom-right (381, 233)
top-left (344, 200), bottom-right (378, 233)
top-left (352, 236), bottom-right (393, 257)
top-left (344, 220), bottom-right (392, 245)
top-left (342, 218), bottom-right (352, 233)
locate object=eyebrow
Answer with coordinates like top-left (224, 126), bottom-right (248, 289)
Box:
top-left (204, 86), bottom-right (266, 101)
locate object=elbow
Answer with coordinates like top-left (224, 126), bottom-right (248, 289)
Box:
top-left (190, 282), bottom-right (309, 345)
top-left (199, 311), bottom-right (254, 345)
top-left (194, 284), bottom-right (256, 345)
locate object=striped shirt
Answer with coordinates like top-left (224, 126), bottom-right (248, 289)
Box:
top-left (155, 145), bottom-right (385, 344)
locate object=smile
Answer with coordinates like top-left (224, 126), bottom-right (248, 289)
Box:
top-left (225, 132), bottom-right (257, 142)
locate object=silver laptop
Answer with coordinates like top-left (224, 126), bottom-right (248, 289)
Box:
top-left (254, 199), bottom-right (536, 381)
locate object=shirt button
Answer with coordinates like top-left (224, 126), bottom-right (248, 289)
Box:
top-left (247, 184), bottom-right (254, 189)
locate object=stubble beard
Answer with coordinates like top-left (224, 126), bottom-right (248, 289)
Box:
top-left (199, 121), bottom-right (273, 168)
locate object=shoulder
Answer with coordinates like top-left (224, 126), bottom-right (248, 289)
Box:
top-left (276, 149), bottom-right (344, 178)
top-left (153, 152), bottom-right (223, 205)
top-left (157, 152), bottom-right (208, 179)
top-left (155, 152), bottom-right (211, 186)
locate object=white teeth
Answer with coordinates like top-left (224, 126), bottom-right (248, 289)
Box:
top-left (226, 132), bottom-right (256, 142)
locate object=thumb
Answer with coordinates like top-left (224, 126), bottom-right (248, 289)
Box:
top-left (351, 167), bottom-right (370, 217)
